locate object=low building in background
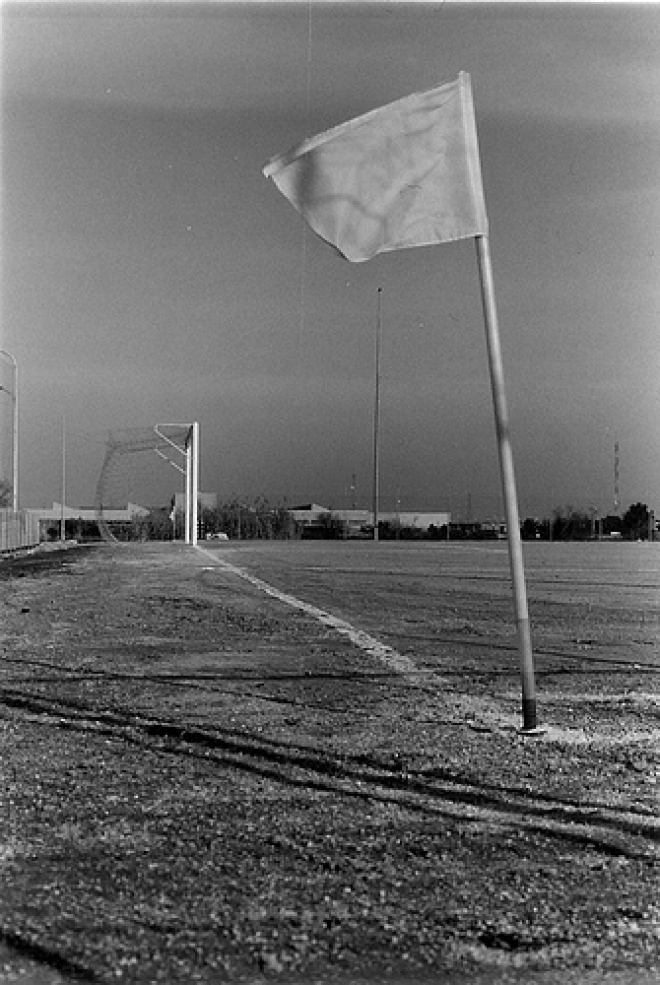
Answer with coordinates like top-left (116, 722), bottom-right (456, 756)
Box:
top-left (289, 504), bottom-right (452, 539)
top-left (26, 502), bottom-right (149, 541)
top-left (449, 520), bottom-right (507, 540)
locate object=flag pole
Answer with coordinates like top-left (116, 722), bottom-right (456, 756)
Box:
top-left (372, 287), bottom-right (382, 542)
top-left (475, 234), bottom-right (539, 732)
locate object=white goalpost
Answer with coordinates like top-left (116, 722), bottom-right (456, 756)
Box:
top-left (184, 421), bottom-right (199, 546)
top-left (155, 422), bottom-right (199, 546)
top-left (95, 422), bottom-right (200, 545)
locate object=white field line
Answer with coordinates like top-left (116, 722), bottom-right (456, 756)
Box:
top-left (194, 546), bottom-right (534, 730)
top-left (195, 545), bottom-right (419, 676)
top-left (194, 547), bottom-right (659, 741)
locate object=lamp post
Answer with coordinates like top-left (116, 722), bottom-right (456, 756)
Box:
top-left (61, 413), bottom-right (66, 542)
top-left (0, 350), bottom-right (18, 511)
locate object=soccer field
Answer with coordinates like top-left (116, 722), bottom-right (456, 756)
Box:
top-left (199, 539), bottom-right (660, 675)
top-left (2, 540), bottom-right (659, 984)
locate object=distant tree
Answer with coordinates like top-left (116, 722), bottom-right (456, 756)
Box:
top-left (316, 511), bottom-right (348, 540)
top-left (376, 520), bottom-right (398, 540)
top-left (550, 509), bottom-right (566, 541)
top-left (521, 517), bottom-right (541, 540)
top-left (198, 505), bottom-right (217, 539)
top-left (0, 480), bottom-right (12, 508)
top-left (199, 498), bottom-right (299, 540)
top-left (270, 506), bottom-right (300, 539)
top-left (622, 502), bottom-right (650, 541)
top-left (601, 514), bottom-right (623, 538)
top-left (551, 506), bottom-right (592, 541)
top-left (146, 508), bottom-right (173, 540)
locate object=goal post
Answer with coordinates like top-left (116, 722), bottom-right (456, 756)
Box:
top-left (185, 421), bottom-right (200, 546)
top-left (95, 422), bottom-right (200, 545)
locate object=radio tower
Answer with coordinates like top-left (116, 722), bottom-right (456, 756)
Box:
top-left (614, 441), bottom-right (620, 515)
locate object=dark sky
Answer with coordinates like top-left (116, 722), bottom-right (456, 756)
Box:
top-left (2, 2), bottom-right (659, 519)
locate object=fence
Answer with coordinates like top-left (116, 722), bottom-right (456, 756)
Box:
top-left (0, 509), bottom-right (41, 553)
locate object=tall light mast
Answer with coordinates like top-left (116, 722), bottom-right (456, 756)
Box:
top-left (614, 441), bottom-right (620, 515)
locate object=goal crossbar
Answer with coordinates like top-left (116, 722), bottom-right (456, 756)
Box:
top-left (95, 423), bottom-right (199, 545)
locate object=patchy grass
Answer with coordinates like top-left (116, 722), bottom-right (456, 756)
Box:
top-left (1, 542), bottom-right (659, 983)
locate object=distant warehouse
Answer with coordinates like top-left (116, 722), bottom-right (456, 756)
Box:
top-left (26, 502), bottom-right (149, 541)
top-left (288, 504), bottom-right (451, 540)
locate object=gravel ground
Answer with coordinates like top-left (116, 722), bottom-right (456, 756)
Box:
top-left (1, 541), bottom-right (659, 984)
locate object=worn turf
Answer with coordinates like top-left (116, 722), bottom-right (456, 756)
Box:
top-left (1, 541), bottom-right (659, 984)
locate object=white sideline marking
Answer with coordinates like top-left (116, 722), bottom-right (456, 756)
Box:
top-left (195, 549), bottom-right (531, 732)
top-left (196, 546), bottom-right (418, 675)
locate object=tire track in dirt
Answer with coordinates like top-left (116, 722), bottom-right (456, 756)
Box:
top-left (3, 689), bottom-right (659, 865)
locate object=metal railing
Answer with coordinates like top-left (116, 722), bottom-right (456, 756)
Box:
top-left (0, 509), bottom-right (41, 553)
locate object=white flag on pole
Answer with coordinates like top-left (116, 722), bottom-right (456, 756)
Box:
top-left (263, 72), bottom-right (488, 262)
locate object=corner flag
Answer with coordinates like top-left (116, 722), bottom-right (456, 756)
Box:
top-left (263, 73), bottom-right (488, 263)
top-left (264, 72), bottom-right (540, 733)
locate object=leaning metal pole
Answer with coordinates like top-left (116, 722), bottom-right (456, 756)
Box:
top-left (372, 288), bottom-right (382, 542)
top-left (475, 234), bottom-right (538, 733)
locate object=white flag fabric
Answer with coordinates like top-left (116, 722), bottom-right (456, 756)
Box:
top-left (263, 72), bottom-right (488, 263)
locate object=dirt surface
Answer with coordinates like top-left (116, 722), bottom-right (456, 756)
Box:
top-left (1, 540), bottom-right (659, 984)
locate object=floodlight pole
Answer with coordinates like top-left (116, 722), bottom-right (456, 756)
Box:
top-left (14, 364), bottom-right (19, 511)
top-left (475, 234), bottom-right (538, 732)
top-left (61, 413), bottom-right (66, 542)
top-left (0, 350), bottom-right (18, 510)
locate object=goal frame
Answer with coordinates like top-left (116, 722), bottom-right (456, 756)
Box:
top-left (95, 422), bottom-right (199, 545)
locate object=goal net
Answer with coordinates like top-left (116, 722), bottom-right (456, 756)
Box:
top-left (95, 423), bottom-right (199, 544)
